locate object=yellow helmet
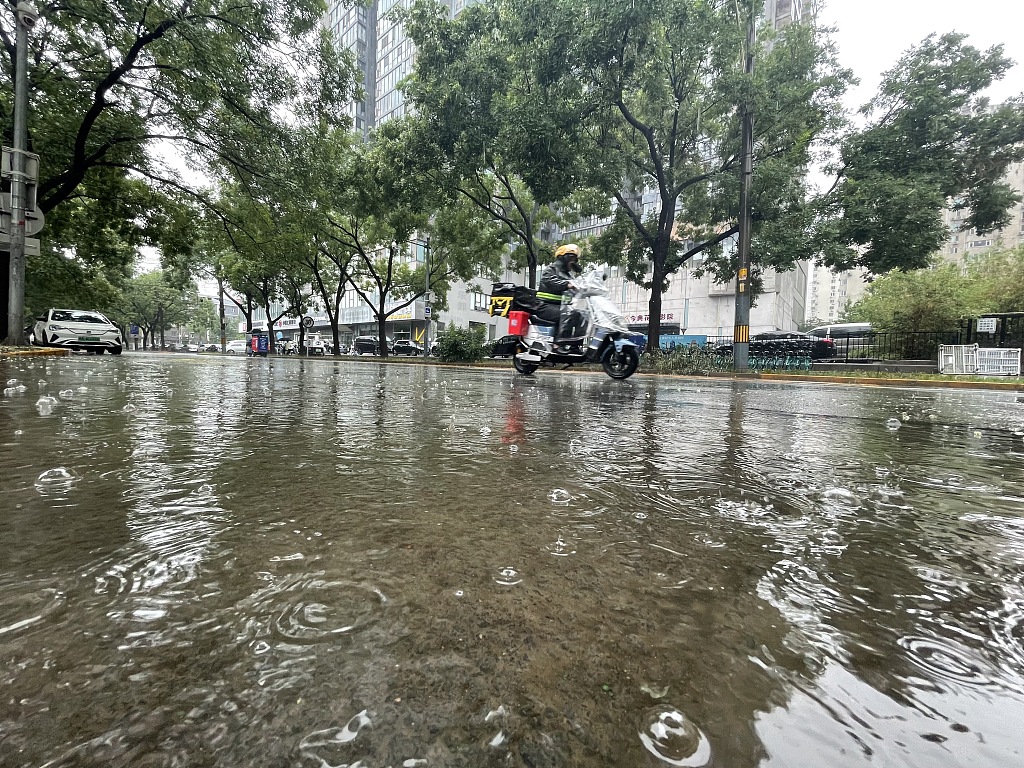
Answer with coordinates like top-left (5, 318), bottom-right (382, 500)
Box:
top-left (554, 243), bottom-right (581, 260)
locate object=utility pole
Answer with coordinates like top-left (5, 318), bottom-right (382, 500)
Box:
top-left (423, 236), bottom-right (431, 356)
top-left (217, 275), bottom-right (227, 351)
top-left (733, 0), bottom-right (756, 371)
top-left (4, 2), bottom-right (38, 346)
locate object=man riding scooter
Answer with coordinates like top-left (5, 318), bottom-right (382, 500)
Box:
top-left (536, 243), bottom-right (587, 353)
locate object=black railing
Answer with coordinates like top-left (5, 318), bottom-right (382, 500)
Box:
top-left (703, 331), bottom-right (963, 364)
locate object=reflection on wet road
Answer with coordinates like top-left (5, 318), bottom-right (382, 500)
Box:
top-left (1, 354), bottom-right (1023, 766)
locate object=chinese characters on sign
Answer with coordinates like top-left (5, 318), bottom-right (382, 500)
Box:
top-left (628, 313), bottom-right (675, 324)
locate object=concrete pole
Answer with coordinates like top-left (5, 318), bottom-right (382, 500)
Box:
top-left (733, 0), bottom-right (756, 371)
top-left (5, 3), bottom-right (36, 346)
top-left (423, 236), bottom-right (431, 355)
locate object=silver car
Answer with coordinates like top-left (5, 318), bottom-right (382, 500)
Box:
top-left (32, 308), bottom-right (123, 354)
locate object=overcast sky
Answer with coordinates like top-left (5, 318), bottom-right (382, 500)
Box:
top-left (817, 0), bottom-right (1024, 110)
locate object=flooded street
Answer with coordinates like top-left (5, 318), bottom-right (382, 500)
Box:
top-left (2, 354), bottom-right (1024, 767)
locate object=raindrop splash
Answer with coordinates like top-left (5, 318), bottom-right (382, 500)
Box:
top-left (494, 567), bottom-right (522, 586)
top-left (638, 707), bottom-right (712, 767)
top-left (547, 488), bottom-right (572, 505)
top-left (35, 467), bottom-right (82, 492)
top-left (886, 418), bottom-right (901, 431)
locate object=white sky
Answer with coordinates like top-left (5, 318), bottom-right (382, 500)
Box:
top-left (817, 0), bottom-right (1024, 111)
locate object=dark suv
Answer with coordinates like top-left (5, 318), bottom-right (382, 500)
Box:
top-left (353, 336), bottom-right (390, 355)
top-left (392, 339), bottom-right (423, 356)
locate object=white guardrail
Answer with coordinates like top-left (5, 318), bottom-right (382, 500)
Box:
top-left (940, 344), bottom-right (1021, 376)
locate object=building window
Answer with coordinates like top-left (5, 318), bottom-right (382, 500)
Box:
top-left (471, 291), bottom-right (488, 311)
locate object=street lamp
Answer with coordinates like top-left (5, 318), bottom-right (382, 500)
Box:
top-left (4, 2), bottom-right (38, 346)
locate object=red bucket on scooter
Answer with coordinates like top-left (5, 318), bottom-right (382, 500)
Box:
top-left (507, 311), bottom-right (529, 336)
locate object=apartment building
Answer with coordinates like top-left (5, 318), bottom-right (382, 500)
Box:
top-left (807, 265), bottom-right (869, 325)
top-left (939, 161), bottom-right (1024, 267)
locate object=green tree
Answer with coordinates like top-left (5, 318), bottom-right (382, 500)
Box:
top-left (846, 264), bottom-right (981, 333)
top-left (1, 0), bottom-right (331, 325)
top-left (967, 245), bottom-right (1024, 313)
top-left (402, 2), bottom-right (608, 286)
top-left (816, 34), bottom-right (1024, 275)
top-left (114, 270), bottom-right (197, 349)
top-left (405, 0), bottom-right (851, 349)
top-left (325, 118), bottom-right (506, 357)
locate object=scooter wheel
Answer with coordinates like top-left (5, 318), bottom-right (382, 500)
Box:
top-left (602, 344), bottom-right (639, 379)
top-left (513, 356), bottom-right (538, 375)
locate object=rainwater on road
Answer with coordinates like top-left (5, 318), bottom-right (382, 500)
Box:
top-left (2, 354), bottom-right (1024, 767)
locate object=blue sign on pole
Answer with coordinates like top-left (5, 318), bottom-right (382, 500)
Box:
top-left (130, 324), bottom-right (140, 336)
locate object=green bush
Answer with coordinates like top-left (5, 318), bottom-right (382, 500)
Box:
top-left (435, 325), bottom-right (488, 363)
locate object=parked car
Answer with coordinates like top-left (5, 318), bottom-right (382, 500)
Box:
top-left (31, 308), bottom-right (123, 354)
top-left (716, 331), bottom-right (836, 360)
top-left (392, 339), bottom-right (424, 356)
top-left (225, 339), bottom-right (248, 354)
top-left (807, 322), bottom-right (873, 341)
top-left (808, 323), bottom-right (874, 355)
top-left (488, 335), bottom-right (520, 358)
top-left (200, 343), bottom-right (219, 352)
top-left (353, 336), bottom-right (391, 355)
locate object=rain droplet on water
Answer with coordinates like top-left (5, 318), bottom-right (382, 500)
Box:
top-left (638, 707), bottom-right (712, 767)
top-left (480, 427), bottom-right (491, 436)
top-left (35, 467), bottom-right (82, 489)
top-left (548, 488), bottom-right (572, 505)
top-left (885, 418), bottom-right (902, 431)
top-left (13, 429), bottom-right (23, 436)
top-left (35, 395), bottom-right (58, 415)
top-left (122, 403), bottom-right (138, 413)
top-left (508, 445), bottom-right (519, 454)
top-left (59, 389), bottom-right (73, 398)
top-left (6, 378), bottom-right (18, 386)
top-left (2, 387), bottom-right (15, 397)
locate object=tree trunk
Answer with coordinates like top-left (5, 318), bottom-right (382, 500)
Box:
top-left (377, 306), bottom-right (389, 358)
top-left (646, 240), bottom-right (671, 353)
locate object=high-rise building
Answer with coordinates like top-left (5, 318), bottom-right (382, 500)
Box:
top-left (324, 1), bottom-right (474, 138)
top-left (938, 161), bottom-right (1024, 267)
top-left (807, 265), bottom-right (869, 326)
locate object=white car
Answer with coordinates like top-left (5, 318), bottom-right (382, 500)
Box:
top-left (225, 339), bottom-right (249, 354)
top-left (32, 308), bottom-right (123, 354)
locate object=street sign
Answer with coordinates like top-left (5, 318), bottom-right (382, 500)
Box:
top-left (424, 306), bottom-right (431, 317)
top-left (978, 317), bottom-right (997, 334)
top-left (0, 232), bottom-right (39, 255)
top-left (301, 315), bottom-right (314, 328)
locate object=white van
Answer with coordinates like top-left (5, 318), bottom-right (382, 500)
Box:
top-left (808, 322), bottom-right (873, 341)
top-left (225, 339), bottom-right (249, 354)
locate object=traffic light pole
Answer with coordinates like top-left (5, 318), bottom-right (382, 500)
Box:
top-left (733, 1), bottom-right (755, 371)
top-left (4, 4), bottom-right (35, 346)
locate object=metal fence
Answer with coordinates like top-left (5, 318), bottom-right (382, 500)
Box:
top-left (702, 331), bottom-right (962, 364)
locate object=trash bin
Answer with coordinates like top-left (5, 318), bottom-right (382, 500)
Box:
top-left (249, 330), bottom-right (269, 357)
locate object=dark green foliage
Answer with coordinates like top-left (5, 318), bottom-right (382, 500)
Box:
top-left (435, 325), bottom-right (487, 363)
top-left (818, 34), bottom-right (1024, 274)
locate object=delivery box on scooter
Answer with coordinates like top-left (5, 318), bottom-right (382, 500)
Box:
top-left (508, 311), bottom-right (529, 336)
top-left (489, 283), bottom-right (537, 318)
